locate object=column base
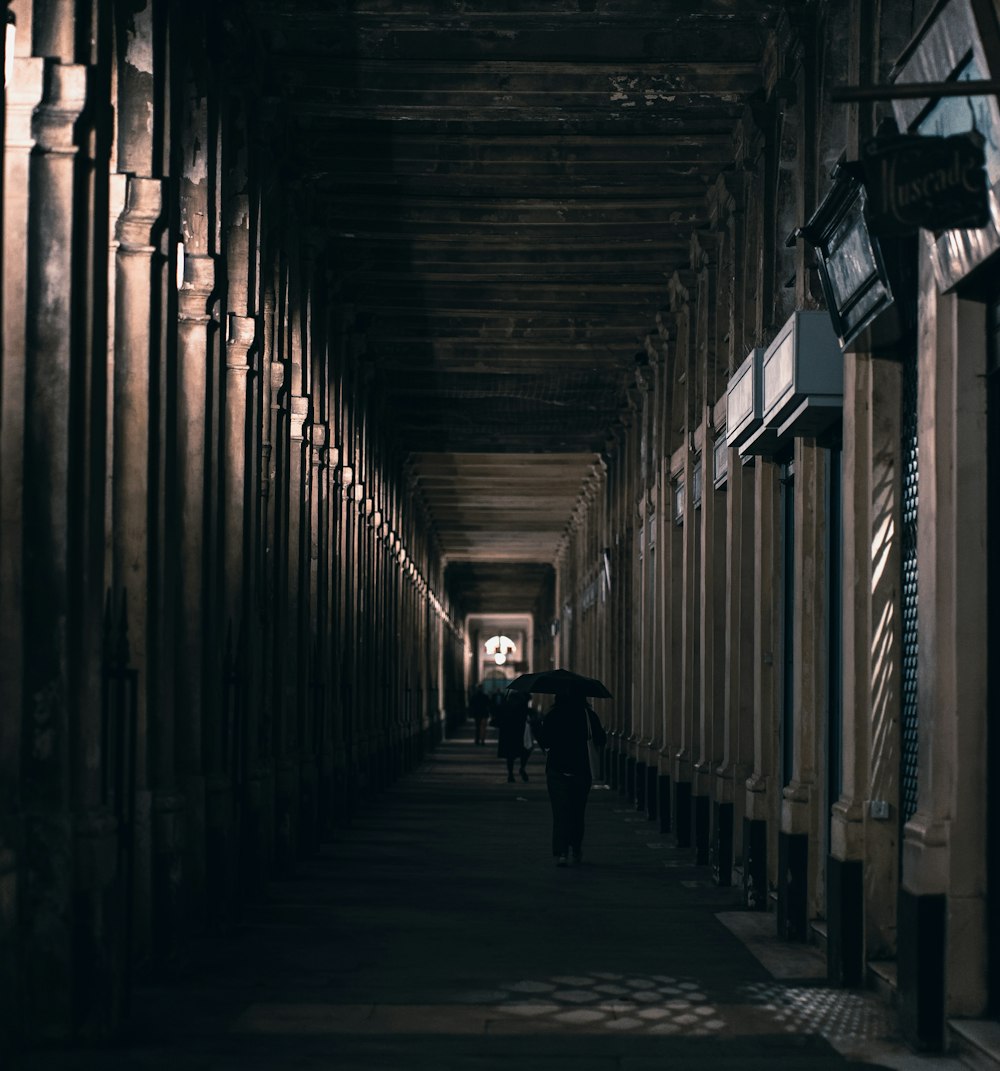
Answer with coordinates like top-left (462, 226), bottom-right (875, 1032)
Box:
top-left (899, 888), bottom-right (946, 1050)
top-left (0, 842), bottom-right (18, 1049)
top-left (298, 757), bottom-right (319, 857)
top-left (673, 780), bottom-right (692, 848)
top-left (635, 760), bottom-right (647, 811)
top-left (205, 778), bottom-right (236, 929)
top-left (150, 790), bottom-right (185, 966)
top-left (711, 800), bottom-right (733, 887)
top-left (625, 756), bottom-right (637, 803)
top-left (827, 855), bottom-right (863, 985)
top-left (645, 765), bottom-right (658, 821)
top-left (658, 773), bottom-right (672, 834)
top-left (273, 760), bottom-right (300, 876)
top-left (777, 831), bottom-right (808, 941)
top-left (693, 793), bottom-right (710, 865)
top-left (317, 754), bottom-right (335, 839)
top-left (239, 775), bottom-right (267, 898)
top-left (72, 808), bottom-right (121, 1038)
top-left (743, 816), bottom-right (768, 910)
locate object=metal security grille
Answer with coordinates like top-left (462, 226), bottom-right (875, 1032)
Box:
top-left (900, 348), bottom-right (920, 824)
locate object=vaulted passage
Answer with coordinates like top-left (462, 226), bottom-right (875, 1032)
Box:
top-left (29, 731), bottom-right (903, 1070)
top-left (3, 1), bottom-right (1000, 1065)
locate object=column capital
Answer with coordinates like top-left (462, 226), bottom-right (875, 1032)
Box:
top-left (289, 395), bottom-right (310, 441)
top-left (225, 314), bottom-right (256, 369)
top-left (117, 176), bottom-right (163, 252)
top-left (32, 61), bottom-right (87, 154)
top-left (178, 253), bottom-right (216, 323)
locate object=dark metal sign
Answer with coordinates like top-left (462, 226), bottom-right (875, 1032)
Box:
top-left (860, 130), bottom-right (990, 236)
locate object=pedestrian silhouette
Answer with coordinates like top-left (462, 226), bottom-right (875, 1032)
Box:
top-left (534, 690), bottom-right (607, 866)
top-left (468, 685), bottom-right (491, 746)
top-left (495, 690), bottom-right (533, 782)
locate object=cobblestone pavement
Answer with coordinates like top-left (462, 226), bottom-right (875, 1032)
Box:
top-left (24, 730), bottom-right (961, 1070)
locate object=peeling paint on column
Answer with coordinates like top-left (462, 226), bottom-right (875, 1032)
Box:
top-left (125, 7), bottom-right (155, 75)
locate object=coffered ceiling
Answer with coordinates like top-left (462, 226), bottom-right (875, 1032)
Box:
top-left (247, 0), bottom-right (780, 614)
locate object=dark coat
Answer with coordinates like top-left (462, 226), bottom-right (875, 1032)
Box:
top-left (468, 689), bottom-right (491, 720)
top-left (495, 694), bottom-right (532, 759)
top-left (535, 697), bottom-right (606, 779)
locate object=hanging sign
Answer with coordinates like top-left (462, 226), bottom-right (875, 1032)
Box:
top-left (860, 130), bottom-right (990, 236)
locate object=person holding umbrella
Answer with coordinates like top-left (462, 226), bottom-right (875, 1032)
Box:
top-left (510, 670), bottom-right (609, 867)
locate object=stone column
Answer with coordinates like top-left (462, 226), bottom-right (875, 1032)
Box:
top-left (829, 354), bottom-right (871, 985)
top-left (175, 251), bottom-right (217, 922)
top-left (674, 434), bottom-right (698, 846)
top-left (778, 439), bottom-right (826, 940)
top-left (716, 440), bottom-right (755, 887)
top-left (113, 174), bottom-right (172, 963)
top-left (20, 56), bottom-right (87, 1037)
top-left (899, 283), bottom-right (990, 1042)
top-left (290, 393), bottom-right (317, 856)
top-left (224, 306), bottom-right (258, 883)
top-left (744, 459), bottom-right (780, 909)
top-left (256, 279), bottom-right (279, 870)
top-left (863, 359), bottom-right (903, 958)
top-left (696, 415), bottom-right (726, 868)
top-left (0, 46), bottom-right (45, 1047)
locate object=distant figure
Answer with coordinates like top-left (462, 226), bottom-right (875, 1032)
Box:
top-left (534, 691), bottom-right (607, 866)
top-left (495, 690), bottom-right (533, 783)
top-left (469, 685), bottom-right (491, 746)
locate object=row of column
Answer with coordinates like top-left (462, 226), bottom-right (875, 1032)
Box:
top-left (0, 0), bottom-right (465, 1045)
top-left (556, 0), bottom-right (997, 1046)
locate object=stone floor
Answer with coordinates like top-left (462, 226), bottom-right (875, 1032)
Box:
top-left (24, 728), bottom-right (967, 1070)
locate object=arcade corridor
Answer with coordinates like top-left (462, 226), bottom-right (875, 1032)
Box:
top-left (3, 0), bottom-right (1000, 1065)
top-left (26, 729), bottom-right (941, 1071)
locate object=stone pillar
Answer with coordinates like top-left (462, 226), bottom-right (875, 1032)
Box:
top-left (899, 282), bottom-right (990, 1045)
top-left (20, 56), bottom-right (87, 1038)
top-left (863, 358), bottom-right (903, 959)
top-left (828, 350), bottom-right (870, 980)
top-left (274, 342), bottom-right (301, 869)
top-left (715, 442), bottom-right (754, 886)
top-left (778, 439), bottom-right (826, 941)
top-left (175, 251), bottom-right (217, 924)
top-left (674, 435), bottom-right (698, 847)
top-left (257, 285), bottom-right (278, 867)
top-left (225, 307), bottom-right (258, 885)
top-left (113, 175), bottom-right (175, 967)
top-left (0, 46), bottom-right (45, 1048)
top-left (829, 353), bottom-right (901, 986)
top-left (744, 459), bottom-right (780, 910)
top-left (699, 417), bottom-right (727, 870)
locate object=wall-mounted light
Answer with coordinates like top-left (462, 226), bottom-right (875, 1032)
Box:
top-left (760, 310), bottom-right (843, 440)
top-left (175, 241), bottom-right (186, 291)
top-left (792, 162), bottom-right (903, 351)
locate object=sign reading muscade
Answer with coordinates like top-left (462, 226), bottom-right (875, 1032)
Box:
top-left (861, 130), bottom-right (990, 236)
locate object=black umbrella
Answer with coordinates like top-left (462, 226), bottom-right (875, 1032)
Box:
top-left (507, 668), bottom-right (612, 699)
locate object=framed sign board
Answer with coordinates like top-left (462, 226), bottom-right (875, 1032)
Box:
top-left (891, 0), bottom-right (1000, 291)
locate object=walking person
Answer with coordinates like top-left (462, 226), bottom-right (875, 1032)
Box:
top-left (468, 684), bottom-right (491, 746)
top-left (496, 690), bottom-right (533, 782)
top-left (534, 689), bottom-right (607, 866)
